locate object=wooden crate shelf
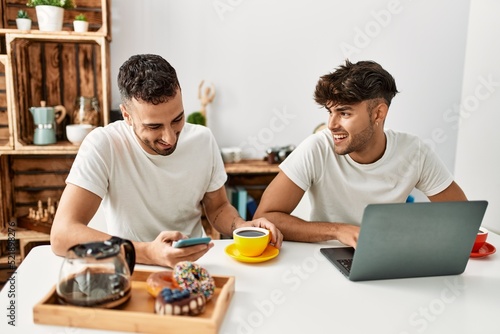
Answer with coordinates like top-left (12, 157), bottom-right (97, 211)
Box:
top-left (224, 159), bottom-right (280, 203)
top-left (0, 0), bottom-right (111, 39)
top-left (0, 0), bottom-right (112, 233)
top-left (6, 33), bottom-right (110, 151)
top-left (0, 154), bottom-right (13, 227)
top-left (0, 54), bottom-right (13, 150)
top-left (0, 154), bottom-right (75, 229)
top-left (0, 228), bottom-right (50, 260)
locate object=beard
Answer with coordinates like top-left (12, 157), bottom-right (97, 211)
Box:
top-left (333, 122), bottom-right (375, 156)
top-left (132, 125), bottom-right (180, 156)
top-left (150, 140), bottom-right (178, 156)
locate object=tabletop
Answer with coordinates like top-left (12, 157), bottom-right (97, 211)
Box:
top-left (1, 235), bottom-right (499, 334)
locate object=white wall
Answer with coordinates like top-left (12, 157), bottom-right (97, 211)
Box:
top-left (455, 0), bottom-right (500, 233)
top-left (110, 0), bottom-right (470, 175)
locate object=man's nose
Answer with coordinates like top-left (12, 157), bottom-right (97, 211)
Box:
top-left (161, 127), bottom-right (176, 144)
top-left (328, 114), bottom-right (339, 129)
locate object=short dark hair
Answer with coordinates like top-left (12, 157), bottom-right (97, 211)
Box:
top-left (118, 54), bottom-right (181, 106)
top-left (314, 60), bottom-right (398, 108)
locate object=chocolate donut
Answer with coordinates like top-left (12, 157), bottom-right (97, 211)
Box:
top-left (155, 288), bottom-right (206, 316)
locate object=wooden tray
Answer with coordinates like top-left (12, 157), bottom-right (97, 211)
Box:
top-left (33, 270), bottom-right (235, 333)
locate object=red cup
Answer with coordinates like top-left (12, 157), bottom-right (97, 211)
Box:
top-left (472, 227), bottom-right (488, 253)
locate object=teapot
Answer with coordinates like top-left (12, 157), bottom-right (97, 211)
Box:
top-left (56, 236), bottom-right (136, 308)
top-left (30, 101), bottom-right (67, 145)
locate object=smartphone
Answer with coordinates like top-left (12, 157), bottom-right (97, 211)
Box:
top-left (173, 237), bottom-right (212, 248)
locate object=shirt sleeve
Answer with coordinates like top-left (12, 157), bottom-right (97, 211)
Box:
top-left (206, 130), bottom-right (228, 192)
top-left (279, 132), bottom-right (325, 191)
top-left (415, 140), bottom-right (454, 196)
top-left (65, 127), bottom-right (111, 199)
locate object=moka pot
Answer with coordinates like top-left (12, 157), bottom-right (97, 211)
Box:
top-left (30, 101), bottom-right (67, 145)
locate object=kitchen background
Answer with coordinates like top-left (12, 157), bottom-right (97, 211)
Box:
top-left (104, 0), bottom-right (499, 233)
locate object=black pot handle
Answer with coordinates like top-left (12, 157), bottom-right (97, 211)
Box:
top-left (107, 236), bottom-right (136, 275)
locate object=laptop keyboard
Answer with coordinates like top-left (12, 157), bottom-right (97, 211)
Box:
top-left (337, 259), bottom-right (353, 272)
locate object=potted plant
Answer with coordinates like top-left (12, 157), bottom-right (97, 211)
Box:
top-left (73, 13), bottom-right (88, 33)
top-left (16, 10), bottom-right (32, 31)
top-left (187, 112), bottom-right (206, 126)
top-left (27, 0), bottom-right (76, 32)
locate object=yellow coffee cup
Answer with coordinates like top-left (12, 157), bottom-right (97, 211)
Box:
top-left (233, 227), bottom-right (270, 257)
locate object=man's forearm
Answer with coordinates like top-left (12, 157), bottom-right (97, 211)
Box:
top-left (206, 202), bottom-right (245, 237)
top-left (256, 211), bottom-right (344, 242)
top-left (50, 221), bottom-right (111, 256)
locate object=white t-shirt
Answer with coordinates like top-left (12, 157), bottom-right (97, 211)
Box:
top-left (279, 129), bottom-right (454, 225)
top-left (66, 121), bottom-right (227, 241)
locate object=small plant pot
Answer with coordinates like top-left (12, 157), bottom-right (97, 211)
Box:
top-left (73, 20), bottom-right (89, 33)
top-left (16, 18), bottom-right (32, 31)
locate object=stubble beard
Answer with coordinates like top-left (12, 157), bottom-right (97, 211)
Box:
top-left (334, 122), bottom-right (375, 156)
top-left (133, 125), bottom-right (179, 156)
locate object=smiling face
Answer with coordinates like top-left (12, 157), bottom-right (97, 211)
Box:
top-left (121, 89), bottom-right (185, 156)
top-left (327, 100), bottom-right (388, 164)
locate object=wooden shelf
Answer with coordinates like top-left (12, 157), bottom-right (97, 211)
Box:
top-left (0, 0), bottom-right (112, 155)
top-left (224, 159), bottom-right (280, 175)
top-left (6, 33), bottom-right (110, 149)
top-left (0, 1), bottom-right (112, 235)
top-left (224, 159), bottom-right (280, 204)
top-left (0, 227), bottom-right (49, 241)
top-left (0, 28), bottom-right (108, 38)
top-left (4, 141), bottom-right (81, 154)
top-left (0, 0), bottom-right (111, 40)
top-left (0, 154), bottom-right (74, 228)
top-left (0, 227), bottom-right (50, 261)
top-left (0, 54), bottom-right (14, 151)
top-left (202, 160), bottom-right (280, 239)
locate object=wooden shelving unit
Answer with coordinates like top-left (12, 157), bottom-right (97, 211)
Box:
top-left (0, 1), bottom-right (112, 260)
top-left (224, 159), bottom-right (280, 203)
top-left (0, 0), bottom-right (111, 38)
top-left (0, 54), bottom-right (13, 151)
top-left (6, 32), bottom-right (110, 153)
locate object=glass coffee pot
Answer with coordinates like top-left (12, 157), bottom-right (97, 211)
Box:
top-left (56, 236), bottom-right (135, 308)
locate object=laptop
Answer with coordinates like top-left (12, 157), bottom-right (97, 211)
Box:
top-left (320, 201), bottom-right (488, 281)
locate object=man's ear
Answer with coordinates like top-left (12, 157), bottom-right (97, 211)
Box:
top-left (373, 102), bottom-right (388, 125)
top-left (120, 104), bottom-right (133, 126)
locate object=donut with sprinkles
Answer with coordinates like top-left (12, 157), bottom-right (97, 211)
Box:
top-left (173, 261), bottom-right (215, 301)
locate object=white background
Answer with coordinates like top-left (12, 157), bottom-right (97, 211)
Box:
top-left (105, 0), bottom-right (499, 233)
top-left (455, 0), bottom-right (500, 233)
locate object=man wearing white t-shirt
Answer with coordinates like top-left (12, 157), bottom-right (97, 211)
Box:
top-left (255, 60), bottom-right (467, 248)
top-left (51, 54), bottom-right (282, 267)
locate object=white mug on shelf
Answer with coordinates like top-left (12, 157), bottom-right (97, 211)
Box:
top-left (221, 147), bottom-right (242, 163)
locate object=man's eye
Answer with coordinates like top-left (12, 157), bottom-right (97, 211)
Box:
top-left (148, 125), bottom-right (161, 130)
top-left (173, 115), bottom-right (184, 123)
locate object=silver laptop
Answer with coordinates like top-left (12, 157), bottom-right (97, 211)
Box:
top-left (320, 201), bottom-right (488, 281)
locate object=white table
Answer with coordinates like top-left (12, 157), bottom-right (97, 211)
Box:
top-left (1, 235), bottom-right (499, 334)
